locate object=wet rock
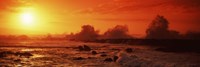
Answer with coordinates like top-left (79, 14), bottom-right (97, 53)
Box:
top-left (91, 51), bottom-right (97, 55)
top-left (113, 56), bottom-right (119, 62)
top-left (99, 52), bottom-right (106, 53)
top-left (15, 52), bottom-right (33, 58)
top-left (78, 46), bottom-right (84, 51)
top-left (22, 52), bottom-right (33, 58)
top-left (125, 48), bottom-right (133, 53)
top-left (87, 57), bottom-right (96, 59)
top-left (111, 48), bottom-right (120, 51)
top-left (73, 57), bottom-right (84, 60)
top-left (104, 58), bottom-right (113, 62)
top-left (14, 59), bottom-right (21, 62)
top-left (100, 54), bottom-right (107, 57)
top-left (22, 52), bottom-right (33, 56)
top-left (0, 53), bottom-right (6, 58)
top-left (0, 51), bottom-right (14, 58)
top-left (78, 45), bottom-right (91, 51)
top-left (0, 51), bottom-right (14, 55)
top-left (83, 45), bottom-right (91, 51)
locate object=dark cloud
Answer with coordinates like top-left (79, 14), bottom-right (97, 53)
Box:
top-left (102, 25), bottom-right (133, 39)
top-left (73, 25), bottom-right (99, 41)
top-left (146, 15), bottom-right (181, 39)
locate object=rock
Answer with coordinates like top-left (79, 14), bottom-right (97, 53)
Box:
top-left (104, 58), bottom-right (113, 62)
top-left (78, 46), bottom-right (84, 51)
top-left (125, 48), bottom-right (133, 53)
top-left (22, 52), bottom-right (33, 56)
top-left (99, 52), bottom-right (106, 53)
top-left (111, 48), bottom-right (120, 51)
top-left (0, 51), bottom-right (14, 55)
top-left (22, 52), bottom-right (33, 58)
top-left (15, 52), bottom-right (33, 58)
top-left (100, 54), bottom-right (107, 57)
top-left (0, 51), bottom-right (14, 58)
top-left (91, 51), bottom-right (97, 55)
top-left (83, 45), bottom-right (91, 51)
top-left (73, 57), bottom-right (84, 60)
top-left (113, 56), bottom-right (119, 62)
top-left (87, 57), bottom-right (95, 59)
top-left (14, 59), bottom-right (21, 62)
top-left (78, 45), bottom-right (91, 51)
top-left (0, 52), bottom-right (6, 58)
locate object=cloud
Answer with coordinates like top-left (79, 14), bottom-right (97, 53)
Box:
top-left (73, 25), bottom-right (99, 41)
top-left (0, 0), bottom-right (22, 11)
top-left (146, 15), bottom-right (181, 39)
top-left (102, 25), bottom-right (133, 39)
top-left (78, 0), bottom-right (200, 14)
top-left (96, 18), bottom-right (146, 22)
top-left (170, 0), bottom-right (200, 7)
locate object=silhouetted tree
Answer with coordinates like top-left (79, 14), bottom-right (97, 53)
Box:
top-left (146, 15), bottom-right (180, 39)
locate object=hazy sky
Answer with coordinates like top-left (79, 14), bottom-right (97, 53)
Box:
top-left (0, 0), bottom-right (200, 37)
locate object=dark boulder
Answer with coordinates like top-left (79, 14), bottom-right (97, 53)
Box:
top-left (21, 52), bottom-right (33, 57)
top-left (100, 54), bottom-right (107, 57)
top-left (14, 59), bottom-right (21, 62)
top-left (78, 46), bottom-right (84, 51)
top-left (104, 58), bottom-right (113, 62)
top-left (83, 45), bottom-right (91, 51)
top-left (125, 48), bottom-right (133, 53)
top-left (0, 51), bottom-right (14, 58)
top-left (15, 52), bottom-right (33, 58)
top-left (73, 57), bottom-right (85, 60)
top-left (91, 51), bottom-right (97, 55)
top-left (113, 56), bottom-right (119, 62)
top-left (78, 45), bottom-right (91, 51)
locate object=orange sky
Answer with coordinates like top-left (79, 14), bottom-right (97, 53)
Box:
top-left (0, 0), bottom-right (200, 37)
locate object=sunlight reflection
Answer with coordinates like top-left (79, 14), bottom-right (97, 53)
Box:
top-left (31, 54), bottom-right (44, 58)
top-left (21, 49), bottom-right (34, 52)
top-left (21, 48), bottom-right (44, 52)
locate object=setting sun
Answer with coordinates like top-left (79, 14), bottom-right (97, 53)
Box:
top-left (20, 12), bottom-right (35, 26)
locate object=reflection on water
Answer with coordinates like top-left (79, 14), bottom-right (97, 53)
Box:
top-left (31, 54), bottom-right (44, 58)
top-left (21, 48), bottom-right (43, 52)
top-left (20, 48), bottom-right (45, 58)
top-left (1, 43), bottom-right (200, 67)
top-left (21, 49), bottom-right (34, 52)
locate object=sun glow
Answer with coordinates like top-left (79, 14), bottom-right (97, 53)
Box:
top-left (20, 12), bottom-right (35, 26)
top-left (17, 7), bottom-right (38, 29)
top-left (8, 5), bottom-right (54, 34)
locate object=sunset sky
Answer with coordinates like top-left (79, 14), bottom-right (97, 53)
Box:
top-left (0, 0), bottom-right (200, 37)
